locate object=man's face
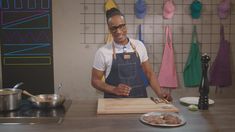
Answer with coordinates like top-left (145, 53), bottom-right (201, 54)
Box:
top-left (108, 15), bottom-right (128, 44)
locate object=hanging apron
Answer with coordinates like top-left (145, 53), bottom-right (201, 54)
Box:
top-left (137, 24), bottom-right (149, 87)
top-left (138, 24), bottom-right (144, 43)
top-left (104, 42), bottom-right (147, 98)
top-left (183, 25), bottom-right (202, 87)
top-left (104, 0), bottom-right (118, 11)
top-left (158, 26), bottom-right (178, 88)
top-left (209, 24), bottom-right (232, 87)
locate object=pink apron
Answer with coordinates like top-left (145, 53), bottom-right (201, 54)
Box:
top-left (158, 26), bottom-right (178, 88)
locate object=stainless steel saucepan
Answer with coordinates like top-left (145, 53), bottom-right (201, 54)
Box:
top-left (0, 82), bottom-right (24, 111)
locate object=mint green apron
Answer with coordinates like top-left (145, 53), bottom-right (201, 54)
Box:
top-left (183, 25), bottom-right (202, 87)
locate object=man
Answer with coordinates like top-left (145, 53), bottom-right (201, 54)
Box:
top-left (91, 8), bottom-right (172, 100)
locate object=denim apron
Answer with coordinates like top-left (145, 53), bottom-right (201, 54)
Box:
top-left (104, 42), bottom-right (147, 98)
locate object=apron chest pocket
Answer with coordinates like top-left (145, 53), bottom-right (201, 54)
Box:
top-left (118, 63), bottom-right (136, 79)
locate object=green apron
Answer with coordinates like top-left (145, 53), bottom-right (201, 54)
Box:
top-left (183, 25), bottom-right (202, 87)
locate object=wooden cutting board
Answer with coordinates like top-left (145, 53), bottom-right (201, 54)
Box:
top-left (97, 98), bottom-right (179, 114)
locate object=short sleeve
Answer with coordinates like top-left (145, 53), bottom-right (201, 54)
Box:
top-left (93, 49), bottom-right (105, 71)
top-left (141, 43), bottom-right (148, 62)
top-left (135, 40), bottom-right (148, 63)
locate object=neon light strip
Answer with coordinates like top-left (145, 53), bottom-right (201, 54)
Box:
top-left (2, 0), bottom-right (10, 9)
top-left (2, 14), bottom-right (50, 29)
top-left (3, 43), bottom-right (50, 46)
top-left (2, 10), bottom-right (49, 12)
top-left (1, 0), bottom-right (51, 10)
top-left (14, 0), bottom-right (23, 9)
top-left (28, 0), bottom-right (36, 9)
top-left (3, 43), bottom-right (50, 56)
top-left (2, 26), bottom-right (51, 29)
top-left (3, 32), bottom-right (50, 42)
top-left (2, 12), bottom-right (48, 26)
top-left (1, 11), bottom-right (49, 25)
top-left (41, 0), bottom-right (50, 9)
top-left (3, 56), bottom-right (51, 65)
top-left (4, 43), bottom-right (50, 46)
top-left (5, 53), bottom-right (50, 56)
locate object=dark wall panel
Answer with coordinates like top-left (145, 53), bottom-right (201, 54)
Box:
top-left (0, 0), bottom-right (54, 94)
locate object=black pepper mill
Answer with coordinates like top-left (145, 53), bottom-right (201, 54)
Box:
top-left (198, 53), bottom-right (210, 110)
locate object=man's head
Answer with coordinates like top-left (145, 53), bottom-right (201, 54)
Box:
top-left (106, 8), bottom-right (128, 45)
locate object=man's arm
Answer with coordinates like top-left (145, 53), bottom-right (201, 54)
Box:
top-left (141, 60), bottom-right (162, 97)
top-left (91, 68), bottom-right (131, 96)
top-left (141, 60), bottom-right (172, 100)
top-left (91, 68), bottom-right (115, 94)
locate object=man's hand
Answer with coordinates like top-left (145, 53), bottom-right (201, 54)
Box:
top-left (112, 84), bottom-right (132, 96)
top-left (158, 92), bottom-right (173, 102)
top-left (163, 93), bottom-right (173, 102)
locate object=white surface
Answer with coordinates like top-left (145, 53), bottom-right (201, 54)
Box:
top-left (179, 97), bottom-right (215, 105)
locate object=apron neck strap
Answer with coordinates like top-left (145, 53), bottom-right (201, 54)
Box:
top-left (130, 41), bottom-right (139, 58)
top-left (192, 25), bottom-right (198, 43)
top-left (112, 42), bottom-right (117, 60)
top-left (112, 41), bottom-right (139, 60)
top-left (165, 26), bottom-right (172, 48)
top-left (220, 24), bottom-right (225, 41)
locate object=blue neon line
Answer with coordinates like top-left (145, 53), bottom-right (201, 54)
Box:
top-left (2, 12), bottom-right (48, 26)
top-left (3, 14), bottom-right (50, 29)
top-left (4, 44), bottom-right (50, 55)
top-left (28, 0), bottom-right (36, 9)
top-left (41, 0), bottom-right (50, 9)
top-left (14, 0), bottom-right (23, 9)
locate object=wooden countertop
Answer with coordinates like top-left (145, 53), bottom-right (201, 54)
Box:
top-left (1, 97), bottom-right (235, 132)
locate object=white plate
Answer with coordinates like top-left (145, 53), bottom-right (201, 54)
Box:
top-left (140, 112), bottom-right (186, 127)
top-left (179, 97), bottom-right (215, 105)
